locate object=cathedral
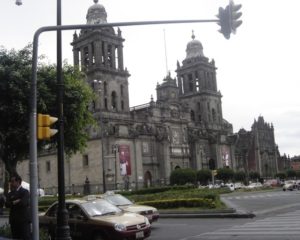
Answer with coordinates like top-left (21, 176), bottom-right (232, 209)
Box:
top-left (12, 1), bottom-right (281, 194)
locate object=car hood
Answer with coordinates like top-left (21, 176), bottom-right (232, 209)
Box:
top-left (92, 212), bottom-right (147, 226)
top-left (119, 204), bottom-right (157, 213)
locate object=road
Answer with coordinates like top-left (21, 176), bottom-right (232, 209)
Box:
top-left (221, 188), bottom-right (300, 216)
top-left (149, 189), bottom-right (300, 240)
top-left (1, 189), bottom-right (300, 240)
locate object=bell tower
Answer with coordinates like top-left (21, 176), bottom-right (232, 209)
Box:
top-left (71, 0), bottom-right (130, 113)
top-left (176, 32), bottom-right (223, 129)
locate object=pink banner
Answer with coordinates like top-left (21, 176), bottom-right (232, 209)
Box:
top-left (119, 145), bottom-right (131, 176)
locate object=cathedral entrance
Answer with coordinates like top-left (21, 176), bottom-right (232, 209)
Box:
top-left (144, 171), bottom-right (152, 188)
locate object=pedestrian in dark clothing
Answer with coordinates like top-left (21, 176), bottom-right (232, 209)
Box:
top-left (5, 174), bottom-right (31, 240)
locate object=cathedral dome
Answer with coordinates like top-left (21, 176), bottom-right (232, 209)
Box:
top-left (185, 31), bottom-right (204, 59)
top-left (86, 0), bottom-right (107, 24)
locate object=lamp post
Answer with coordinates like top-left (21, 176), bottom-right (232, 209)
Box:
top-left (93, 80), bottom-right (107, 193)
top-left (18, 0), bottom-right (70, 238)
top-left (112, 144), bottom-right (119, 190)
top-left (55, 0), bottom-right (72, 239)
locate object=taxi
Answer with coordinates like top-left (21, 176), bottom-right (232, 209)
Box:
top-left (39, 197), bottom-right (151, 240)
top-left (99, 192), bottom-right (159, 224)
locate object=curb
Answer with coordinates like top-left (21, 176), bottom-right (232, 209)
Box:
top-left (159, 208), bottom-right (255, 218)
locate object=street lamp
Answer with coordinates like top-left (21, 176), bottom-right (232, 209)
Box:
top-left (112, 144), bottom-right (119, 190)
top-left (93, 80), bottom-right (107, 193)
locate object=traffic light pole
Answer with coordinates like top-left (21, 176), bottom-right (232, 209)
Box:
top-left (55, 0), bottom-right (71, 239)
top-left (30, 18), bottom-right (218, 240)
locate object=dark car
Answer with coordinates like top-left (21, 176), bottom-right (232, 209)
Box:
top-left (39, 198), bottom-right (151, 240)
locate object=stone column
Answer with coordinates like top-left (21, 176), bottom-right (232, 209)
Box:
top-left (117, 45), bottom-right (124, 70)
top-left (73, 48), bottom-right (79, 66)
top-left (111, 45), bottom-right (116, 69)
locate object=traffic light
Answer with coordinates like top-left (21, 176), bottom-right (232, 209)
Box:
top-left (217, 6), bottom-right (231, 39)
top-left (229, 0), bottom-right (243, 34)
top-left (217, 1), bottom-right (242, 39)
top-left (37, 114), bottom-right (58, 140)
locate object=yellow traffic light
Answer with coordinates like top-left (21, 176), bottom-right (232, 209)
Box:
top-left (37, 114), bottom-right (58, 140)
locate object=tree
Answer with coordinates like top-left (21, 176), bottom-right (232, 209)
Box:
top-left (275, 172), bottom-right (287, 180)
top-left (0, 45), bottom-right (95, 176)
top-left (233, 170), bottom-right (246, 182)
top-left (216, 167), bottom-right (234, 183)
top-left (196, 169), bottom-right (211, 185)
top-left (249, 171), bottom-right (260, 181)
top-left (286, 169), bottom-right (296, 179)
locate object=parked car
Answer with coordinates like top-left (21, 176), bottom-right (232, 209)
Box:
top-left (263, 179), bottom-right (280, 187)
top-left (225, 183), bottom-right (235, 191)
top-left (246, 182), bottom-right (263, 189)
top-left (233, 182), bottom-right (245, 189)
top-left (99, 192), bottom-right (159, 223)
top-left (282, 180), bottom-right (298, 191)
top-left (21, 181), bottom-right (45, 197)
top-left (39, 198), bottom-right (151, 240)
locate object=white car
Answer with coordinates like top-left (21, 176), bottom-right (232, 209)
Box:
top-left (225, 183), bottom-right (235, 191)
top-left (246, 182), bottom-right (263, 189)
top-left (233, 182), bottom-right (245, 189)
top-left (282, 180), bottom-right (298, 191)
top-left (21, 181), bottom-right (45, 197)
top-left (98, 192), bottom-right (159, 223)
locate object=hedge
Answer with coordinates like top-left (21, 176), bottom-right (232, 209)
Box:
top-left (137, 198), bottom-right (216, 209)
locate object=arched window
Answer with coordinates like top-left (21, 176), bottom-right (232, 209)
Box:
top-left (212, 108), bottom-right (216, 122)
top-left (144, 171), bottom-right (152, 188)
top-left (190, 110), bottom-right (195, 121)
top-left (111, 91), bottom-right (117, 110)
top-left (104, 98), bottom-right (108, 110)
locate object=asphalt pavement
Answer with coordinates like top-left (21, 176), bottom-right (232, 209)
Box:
top-left (0, 197), bottom-right (254, 239)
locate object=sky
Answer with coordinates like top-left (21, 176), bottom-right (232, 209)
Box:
top-left (1, 0), bottom-right (299, 157)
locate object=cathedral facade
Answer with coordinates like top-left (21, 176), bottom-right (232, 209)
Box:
top-left (13, 1), bottom-right (280, 194)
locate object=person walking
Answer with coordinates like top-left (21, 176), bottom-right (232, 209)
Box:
top-left (5, 174), bottom-right (31, 240)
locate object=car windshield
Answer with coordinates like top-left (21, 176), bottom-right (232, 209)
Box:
top-left (81, 199), bottom-right (122, 217)
top-left (103, 194), bottom-right (133, 206)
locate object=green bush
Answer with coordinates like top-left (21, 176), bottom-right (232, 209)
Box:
top-left (137, 198), bottom-right (216, 209)
top-left (0, 223), bottom-right (11, 238)
top-left (170, 168), bottom-right (197, 185)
